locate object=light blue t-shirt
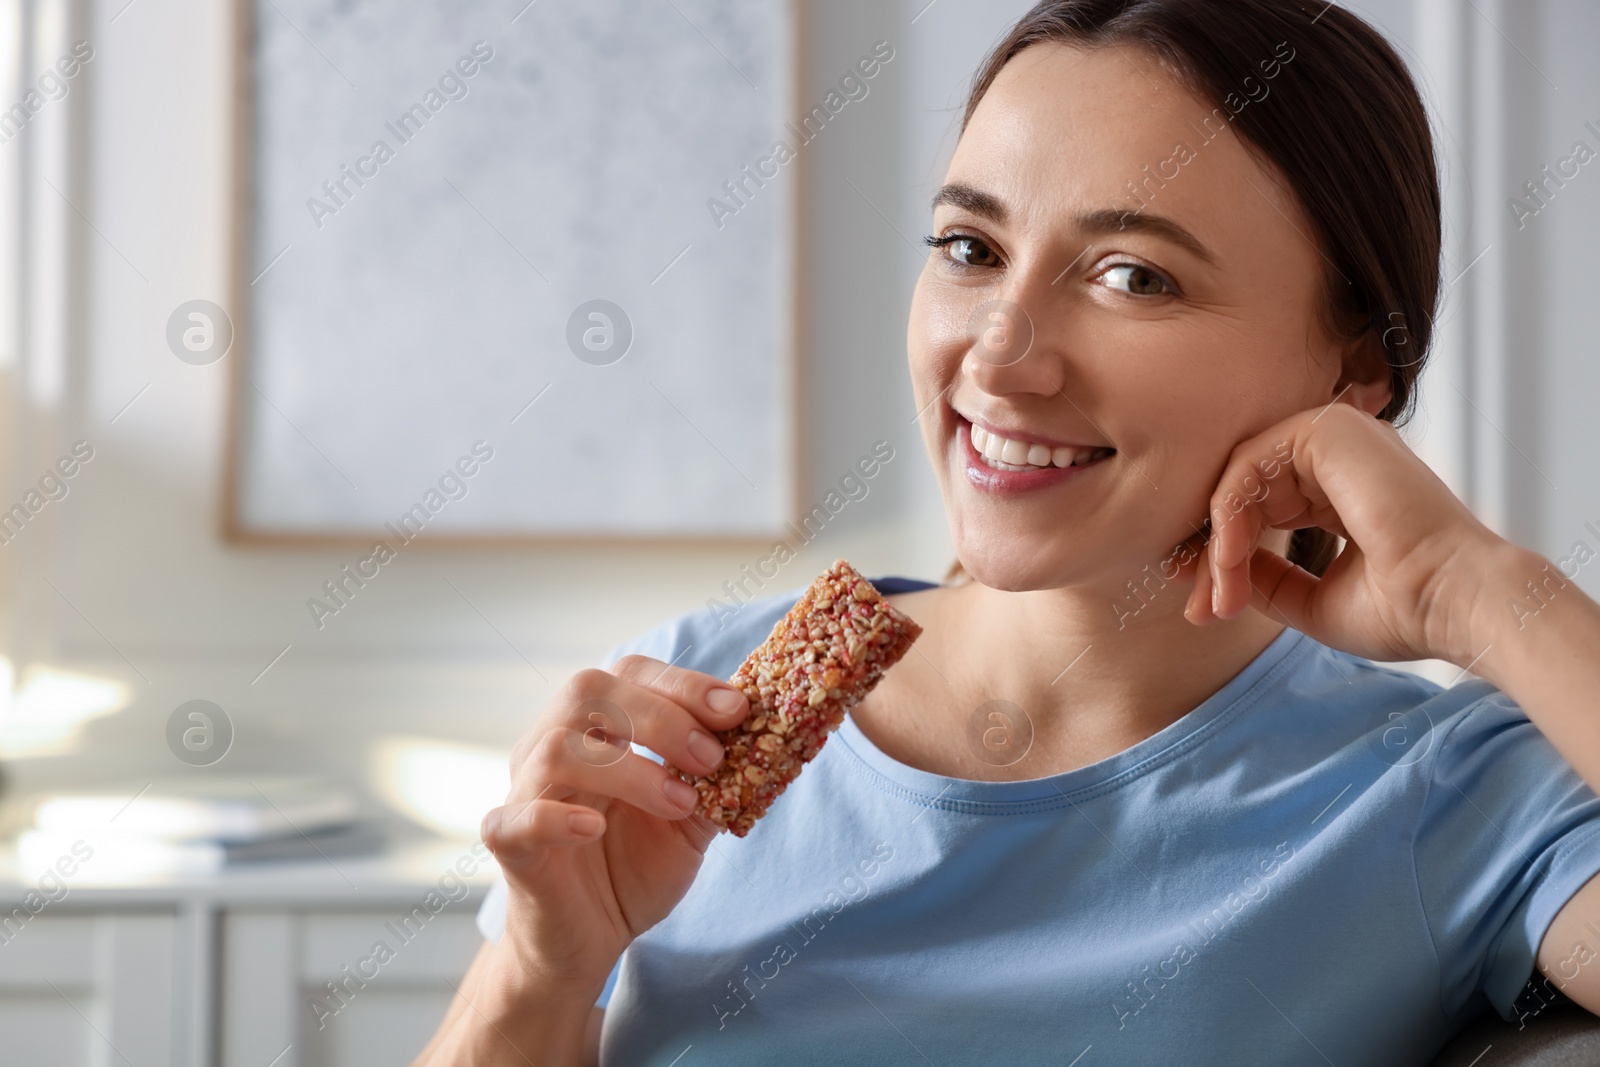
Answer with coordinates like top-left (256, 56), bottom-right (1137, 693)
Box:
top-left (477, 576), bottom-right (1600, 1066)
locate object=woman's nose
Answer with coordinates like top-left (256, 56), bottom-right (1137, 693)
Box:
top-left (961, 287), bottom-right (1069, 399)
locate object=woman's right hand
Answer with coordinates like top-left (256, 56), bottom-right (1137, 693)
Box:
top-left (480, 654), bottom-right (748, 997)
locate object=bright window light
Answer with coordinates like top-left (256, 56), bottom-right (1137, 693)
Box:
top-left (368, 735), bottom-right (510, 841)
top-left (0, 657), bottom-right (131, 757)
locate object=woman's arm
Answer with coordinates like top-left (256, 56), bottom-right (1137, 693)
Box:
top-left (414, 941), bottom-right (601, 1066)
top-left (584, 1006), bottom-right (604, 1060)
top-left (1190, 402), bottom-right (1600, 1016)
top-left (1472, 550), bottom-right (1600, 1015)
top-left (1536, 873), bottom-right (1600, 1015)
top-left (1468, 545), bottom-right (1600, 801)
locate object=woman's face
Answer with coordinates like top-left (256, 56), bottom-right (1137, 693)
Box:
top-left (910, 42), bottom-right (1362, 593)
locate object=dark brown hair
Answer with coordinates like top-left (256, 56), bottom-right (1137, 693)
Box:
top-left (944, 0), bottom-right (1440, 582)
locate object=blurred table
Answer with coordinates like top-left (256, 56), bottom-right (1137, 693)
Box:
top-left (0, 837), bottom-right (496, 1067)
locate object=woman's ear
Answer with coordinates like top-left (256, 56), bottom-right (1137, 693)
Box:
top-left (1332, 329), bottom-right (1393, 416)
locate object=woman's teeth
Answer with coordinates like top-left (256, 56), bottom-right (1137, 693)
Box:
top-left (969, 422), bottom-right (1113, 472)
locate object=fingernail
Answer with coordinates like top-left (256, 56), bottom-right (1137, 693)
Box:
top-left (661, 776), bottom-right (699, 813)
top-left (707, 687), bottom-right (744, 715)
top-left (568, 810), bottom-right (604, 837)
top-left (687, 729), bottom-right (724, 770)
top-left (481, 807), bottom-right (502, 842)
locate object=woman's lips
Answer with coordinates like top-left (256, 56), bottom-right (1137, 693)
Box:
top-left (957, 416), bottom-right (1114, 493)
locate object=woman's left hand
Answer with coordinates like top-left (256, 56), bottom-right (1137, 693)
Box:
top-left (1182, 401), bottom-right (1525, 668)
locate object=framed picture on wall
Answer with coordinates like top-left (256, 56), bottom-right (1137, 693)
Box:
top-left (225, 0), bottom-right (801, 543)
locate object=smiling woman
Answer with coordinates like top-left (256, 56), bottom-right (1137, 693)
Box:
top-left (418, 3), bottom-right (1600, 1066)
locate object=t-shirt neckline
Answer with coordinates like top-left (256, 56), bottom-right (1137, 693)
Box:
top-left (835, 617), bottom-right (1311, 814)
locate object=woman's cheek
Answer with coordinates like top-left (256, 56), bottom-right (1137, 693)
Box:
top-left (1095, 354), bottom-right (1236, 523)
top-left (906, 282), bottom-right (964, 460)
top-left (915, 280), bottom-right (978, 361)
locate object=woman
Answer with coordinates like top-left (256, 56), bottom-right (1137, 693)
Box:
top-left (421, 1), bottom-right (1600, 1063)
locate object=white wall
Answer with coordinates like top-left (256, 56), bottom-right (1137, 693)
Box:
top-left (1531, 1), bottom-right (1600, 566)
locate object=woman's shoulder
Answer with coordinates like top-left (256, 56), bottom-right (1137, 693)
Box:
top-left (600, 572), bottom-right (939, 679)
top-left (1257, 633), bottom-right (1541, 774)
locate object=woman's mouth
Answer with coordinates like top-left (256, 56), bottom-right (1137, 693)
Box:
top-left (959, 416), bottom-right (1115, 492)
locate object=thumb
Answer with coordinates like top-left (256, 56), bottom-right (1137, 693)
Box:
top-left (1245, 547), bottom-right (1320, 634)
top-left (673, 811), bottom-right (726, 854)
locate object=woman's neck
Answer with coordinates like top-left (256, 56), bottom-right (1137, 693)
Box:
top-left (856, 577), bottom-right (1286, 780)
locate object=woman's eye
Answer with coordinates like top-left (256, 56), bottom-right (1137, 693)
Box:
top-left (925, 233), bottom-right (1002, 269)
top-left (1098, 264), bottom-right (1171, 296)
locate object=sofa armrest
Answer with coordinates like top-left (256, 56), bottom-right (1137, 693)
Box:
top-left (1430, 1004), bottom-right (1600, 1066)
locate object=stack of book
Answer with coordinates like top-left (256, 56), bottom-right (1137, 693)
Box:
top-left (17, 777), bottom-right (381, 879)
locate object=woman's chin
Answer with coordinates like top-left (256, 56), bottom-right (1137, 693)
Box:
top-left (950, 544), bottom-right (1076, 593)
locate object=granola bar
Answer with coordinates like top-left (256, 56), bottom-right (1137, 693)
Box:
top-left (668, 559), bottom-right (922, 837)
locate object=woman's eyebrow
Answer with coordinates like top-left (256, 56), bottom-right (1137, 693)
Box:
top-left (930, 182), bottom-right (1007, 223)
top-left (1077, 208), bottom-right (1217, 265)
top-left (932, 183), bottom-right (1216, 267)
